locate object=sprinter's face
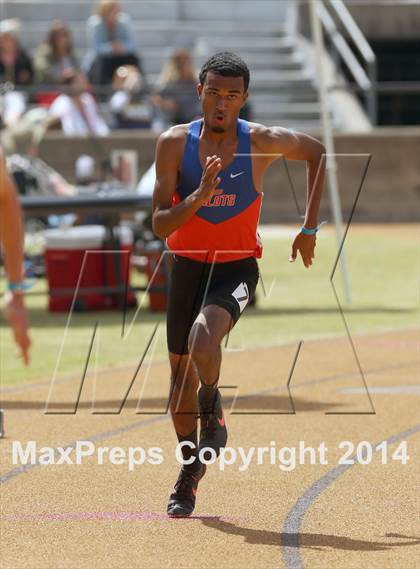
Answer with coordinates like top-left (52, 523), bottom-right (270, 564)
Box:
top-left (198, 72), bottom-right (248, 133)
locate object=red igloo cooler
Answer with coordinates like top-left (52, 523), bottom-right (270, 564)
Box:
top-left (44, 225), bottom-right (135, 312)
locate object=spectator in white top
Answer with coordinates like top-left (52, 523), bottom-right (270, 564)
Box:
top-left (0, 90), bottom-right (26, 128)
top-left (48, 71), bottom-right (109, 136)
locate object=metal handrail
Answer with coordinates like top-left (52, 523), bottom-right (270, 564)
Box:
top-left (328, 0), bottom-right (376, 65)
top-left (328, 81), bottom-right (420, 94)
top-left (316, 0), bottom-right (378, 125)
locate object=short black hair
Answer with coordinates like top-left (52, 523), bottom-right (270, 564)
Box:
top-left (199, 51), bottom-right (250, 92)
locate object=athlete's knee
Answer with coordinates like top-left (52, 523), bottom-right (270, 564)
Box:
top-left (169, 353), bottom-right (198, 390)
top-left (188, 327), bottom-right (218, 368)
top-left (170, 369), bottom-right (198, 392)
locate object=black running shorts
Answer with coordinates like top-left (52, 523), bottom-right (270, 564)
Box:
top-left (167, 254), bottom-right (259, 355)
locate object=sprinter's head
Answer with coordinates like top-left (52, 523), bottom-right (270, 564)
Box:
top-left (198, 52), bottom-right (249, 133)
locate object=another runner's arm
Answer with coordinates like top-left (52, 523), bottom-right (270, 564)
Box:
top-left (255, 126), bottom-right (326, 229)
top-left (0, 149), bottom-right (25, 284)
top-left (0, 148), bottom-right (31, 364)
top-left (152, 129), bottom-right (222, 239)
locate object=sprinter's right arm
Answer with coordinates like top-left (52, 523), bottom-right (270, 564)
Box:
top-left (152, 128), bottom-right (222, 239)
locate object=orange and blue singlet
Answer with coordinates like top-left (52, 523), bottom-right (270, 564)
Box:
top-left (166, 118), bottom-right (263, 263)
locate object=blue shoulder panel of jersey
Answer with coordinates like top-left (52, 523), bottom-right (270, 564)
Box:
top-left (176, 119), bottom-right (259, 225)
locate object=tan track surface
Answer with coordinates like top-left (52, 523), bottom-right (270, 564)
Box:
top-left (1, 329), bottom-right (419, 569)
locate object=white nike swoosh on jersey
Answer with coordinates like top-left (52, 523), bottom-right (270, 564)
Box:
top-left (230, 171), bottom-right (245, 179)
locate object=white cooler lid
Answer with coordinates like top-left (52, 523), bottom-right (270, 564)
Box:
top-left (44, 225), bottom-right (133, 249)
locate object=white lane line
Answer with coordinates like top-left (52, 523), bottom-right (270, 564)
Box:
top-left (338, 385), bottom-right (420, 394)
top-left (281, 424), bottom-right (420, 569)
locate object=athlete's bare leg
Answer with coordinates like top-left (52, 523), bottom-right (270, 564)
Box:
top-left (167, 306), bottom-right (234, 516)
top-left (168, 352), bottom-right (199, 435)
top-left (166, 353), bottom-right (205, 516)
top-left (187, 304), bottom-right (232, 458)
top-left (168, 304), bottom-right (233, 470)
top-left (188, 304), bottom-right (234, 386)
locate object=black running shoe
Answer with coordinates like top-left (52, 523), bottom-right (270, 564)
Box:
top-left (198, 388), bottom-right (228, 460)
top-left (167, 463), bottom-right (206, 517)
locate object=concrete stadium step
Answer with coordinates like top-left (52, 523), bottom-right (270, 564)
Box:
top-left (195, 53), bottom-right (304, 72)
top-left (227, 53), bottom-right (304, 70)
top-left (252, 117), bottom-right (323, 130)
top-left (1, 1), bottom-right (180, 22)
top-left (67, 39), bottom-right (304, 70)
top-left (145, 51), bottom-right (307, 76)
top-left (1, 0), bottom-right (290, 23)
top-left (254, 112), bottom-right (321, 122)
top-left (251, 91), bottom-right (319, 103)
top-left (21, 20), bottom-right (287, 38)
top-left (249, 71), bottom-right (314, 90)
top-left (251, 102), bottom-right (321, 120)
top-left (23, 22), bottom-right (288, 51)
top-left (68, 49), bottom-right (306, 77)
top-left (136, 54), bottom-right (304, 76)
top-left (141, 56), bottom-right (303, 75)
top-left (177, 1), bottom-right (290, 22)
top-left (143, 71), bottom-right (314, 90)
top-left (196, 36), bottom-right (297, 54)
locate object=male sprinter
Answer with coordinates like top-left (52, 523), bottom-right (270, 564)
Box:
top-left (152, 52), bottom-right (325, 517)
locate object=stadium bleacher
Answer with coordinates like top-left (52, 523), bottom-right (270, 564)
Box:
top-left (1, 0), bottom-right (334, 130)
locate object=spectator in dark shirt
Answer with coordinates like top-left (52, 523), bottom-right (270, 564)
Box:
top-left (34, 21), bottom-right (79, 85)
top-left (0, 31), bottom-right (33, 85)
top-left (152, 49), bottom-right (201, 127)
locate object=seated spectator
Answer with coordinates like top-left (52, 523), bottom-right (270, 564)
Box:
top-left (109, 65), bottom-right (152, 129)
top-left (34, 21), bottom-right (79, 85)
top-left (0, 27), bottom-right (33, 86)
top-left (152, 49), bottom-right (201, 127)
top-left (48, 71), bottom-right (109, 136)
top-left (84, 0), bottom-right (140, 86)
